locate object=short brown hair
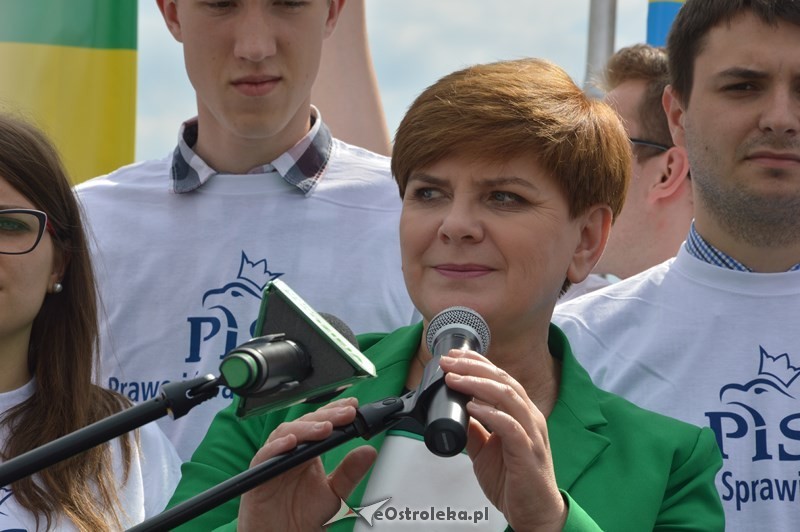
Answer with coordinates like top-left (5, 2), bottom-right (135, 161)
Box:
top-left (604, 44), bottom-right (673, 151)
top-left (391, 58), bottom-right (630, 221)
top-left (667, 0), bottom-right (800, 106)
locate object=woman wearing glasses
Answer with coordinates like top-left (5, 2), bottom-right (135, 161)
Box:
top-left (0, 114), bottom-right (181, 530)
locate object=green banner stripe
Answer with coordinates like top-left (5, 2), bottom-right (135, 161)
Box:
top-left (0, 0), bottom-right (137, 50)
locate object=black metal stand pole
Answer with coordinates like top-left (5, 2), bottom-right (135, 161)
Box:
top-left (127, 395), bottom-right (409, 532)
top-left (0, 375), bottom-right (220, 488)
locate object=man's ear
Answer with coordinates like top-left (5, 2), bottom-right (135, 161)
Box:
top-left (566, 205), bottom-right (613, 284)
top-left (649, 145), bottom-right (691, 203)
top-left (157, 0), bottom-right (184, 42)
top-left (324, 0), bottom-right (347, 38)
top-left (663, 85), bottom-right (687, 149)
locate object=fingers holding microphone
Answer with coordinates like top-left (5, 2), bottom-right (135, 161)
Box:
top-left (441, 350), bottom-right (567, 531)
top-left (239, 398), bottom-right (377, 531)
top-left (441, 350), bottom-right (541, 439)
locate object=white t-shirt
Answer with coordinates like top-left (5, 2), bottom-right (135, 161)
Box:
top-left (557, 272), bottom-right (620, 304)
top-left (553, 245), bottom-right (800, 531)
top-left (76, 137), bottom-right (417, 460)
top-left (0, 381), bottom-right (181, 530)
top-left (354, 429), bottom-right (506, 531)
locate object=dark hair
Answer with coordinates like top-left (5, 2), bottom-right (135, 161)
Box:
top-left (392, 58), bottom-right (630, 293)
top-left (604, 44), bottom-right (673, 153)
top-left (667, 0), bottom-right (800, 106)
top-left (0, 114), bottom-right (133, 530)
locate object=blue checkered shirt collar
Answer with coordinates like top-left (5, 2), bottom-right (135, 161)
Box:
top-left (170, 105), bottom-right (333, 195)
top-left (685, 222), bottom-right (800, 272)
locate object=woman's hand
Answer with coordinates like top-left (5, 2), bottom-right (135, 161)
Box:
top-left (441, 351), bottom-right (567, 531)
top-left (238, 397), bottom-right (378, 531)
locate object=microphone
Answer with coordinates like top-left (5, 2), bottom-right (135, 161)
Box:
top-left (220, 336), bottom-right (308, 396)
top-left (421, 306), bottom-right (491, 457)
top-left (219, 313), bottom-right (358, 397)
top-left (232, 280), bottom-right (376, 418)
top-left (318, 313), bottom-right (359, 348)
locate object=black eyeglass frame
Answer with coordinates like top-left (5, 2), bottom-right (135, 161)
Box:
top-left (629, 137), bottom-right (672, 152)
top-left (0, 208), bottom-right (49, 255)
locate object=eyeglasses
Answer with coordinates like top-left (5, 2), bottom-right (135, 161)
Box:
top-left (0, 208), bottom-right (52, 255)
top-left (629, 137), bottom-right (672, 153)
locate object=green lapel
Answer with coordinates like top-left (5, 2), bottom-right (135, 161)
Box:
top-left (320, 324), bottom-right (422, 514)
top-left (322, 322), bottom-right (609, 531)
top-left (546, 324), bottom-right (610, 490)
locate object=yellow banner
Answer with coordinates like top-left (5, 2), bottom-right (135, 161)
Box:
top-left (0, 43), bottom-right (136, 183)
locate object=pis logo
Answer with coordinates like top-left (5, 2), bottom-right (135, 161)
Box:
top-left (185, 251), bottom-right (282, 363)
top-left (706, 346), bottom-right (800, 461)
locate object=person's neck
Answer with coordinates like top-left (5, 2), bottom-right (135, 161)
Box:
top-left (597, 243), bottom-right (685, 280)
top-left (596, 214), bottom-right (691, 279)
top-left (0, 334), bottom-right (32, 393)
top-left (595, 249), bottom-right (646, 281)
top-left (193, 113), bottom-right (311, 175)
top-left (695, 214), bottom-right (800, 273)
top-left (491, 334), bottom-right (561, 417)
top-left (594, 226), bottom-right (652, 280)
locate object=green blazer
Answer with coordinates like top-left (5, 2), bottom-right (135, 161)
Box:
top-left (168, 324), bottom-right (724, 531)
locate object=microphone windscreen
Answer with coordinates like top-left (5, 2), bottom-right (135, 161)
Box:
top-left (318, 312), bottom-right (358, 348)
top-left (235, 280), bottom-right (375, 418)
top-left (426, 306), bottom-right (491, 355)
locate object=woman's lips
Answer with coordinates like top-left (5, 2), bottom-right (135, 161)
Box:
top-left (434, 264), bottom-right (494, 279)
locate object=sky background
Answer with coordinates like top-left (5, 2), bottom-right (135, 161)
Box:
top-left (134, 0), bottom-right (653, 161)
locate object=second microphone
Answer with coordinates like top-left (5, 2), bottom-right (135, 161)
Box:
top-left (419, 306), bottom-right (491, 457)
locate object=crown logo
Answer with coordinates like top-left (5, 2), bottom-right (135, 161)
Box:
top-left (758, 347), bottom-right (800, 388)
top-left (237, 252), bottom-right (282, 292)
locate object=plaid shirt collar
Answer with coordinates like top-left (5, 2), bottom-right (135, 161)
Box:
top-left (685, 222), bottom-right (800, 272)
top-left (170, 105), bottom-right (333, 195)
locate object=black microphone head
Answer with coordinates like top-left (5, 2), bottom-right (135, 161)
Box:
top-left (421, 307), bottom-right (490, 457)
top-left (425, 306), bottom-right (491, 355)
top-left (318, 312), bottom-right (358, 348)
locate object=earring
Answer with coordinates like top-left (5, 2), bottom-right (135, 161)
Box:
top-left (53, 282), bottom-right (63, 294)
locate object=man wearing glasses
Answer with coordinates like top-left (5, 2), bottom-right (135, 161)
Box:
top-left (554, 1), bottom-right (800, 527)
top-left (560, 44), bottom-right (693, 302)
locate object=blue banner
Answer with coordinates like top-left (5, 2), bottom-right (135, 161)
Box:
top-left (647, 0), bottom-right (684, 47)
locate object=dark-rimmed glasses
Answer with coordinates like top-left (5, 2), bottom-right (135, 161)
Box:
top-left (0, 208), bottom-right (51, 255)
top-left (629, 137), bottom-right (672, 153)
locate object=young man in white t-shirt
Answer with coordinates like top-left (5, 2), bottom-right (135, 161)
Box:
top-left (76, 0), bottom-right (417, 461)
top-left (553, 1), bottom-right (800, 529)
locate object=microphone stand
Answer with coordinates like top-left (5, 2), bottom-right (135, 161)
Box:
top-left (128, 391), bottom-right (416, 532)
top-left (0, 342), bottom-right (456, 530)
top-left (0, 375), bottom-right (220, 488)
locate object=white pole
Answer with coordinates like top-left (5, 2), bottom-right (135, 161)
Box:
top-left (584, 0), bottom-right (617, 98)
